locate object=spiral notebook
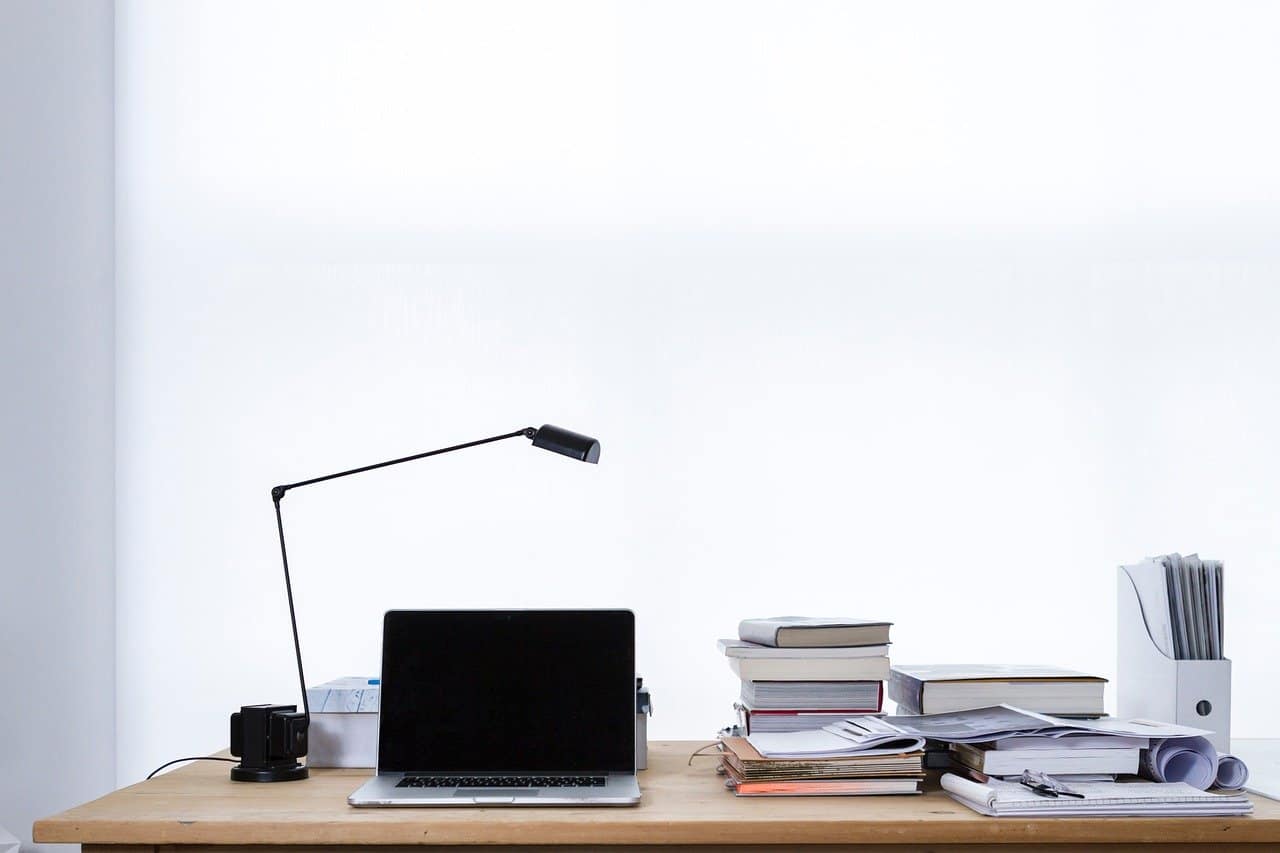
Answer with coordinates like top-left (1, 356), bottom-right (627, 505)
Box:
top-left (941, 774), bottom-right (1252, 817)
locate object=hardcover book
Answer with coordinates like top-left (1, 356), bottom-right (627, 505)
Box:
top-left (738, 617), bottom-right (892, 648)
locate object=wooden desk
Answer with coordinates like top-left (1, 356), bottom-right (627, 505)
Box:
top-left (35, 741), bottom-right (1280, 852)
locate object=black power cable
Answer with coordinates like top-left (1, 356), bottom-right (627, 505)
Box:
top-left (146, 756), bottom-right (239, 780)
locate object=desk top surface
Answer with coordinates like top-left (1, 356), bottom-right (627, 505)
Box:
top-left (35, 741), bottom-right (1280, 846)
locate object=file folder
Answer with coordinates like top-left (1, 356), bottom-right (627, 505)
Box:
top-left (1118, 565), bottom-right (1231, 753)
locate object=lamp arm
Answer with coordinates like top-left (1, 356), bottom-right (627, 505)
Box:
top-left (268, 426), bottom-right (537, 724)
top-left (270, 427), bottom-right (536, 500)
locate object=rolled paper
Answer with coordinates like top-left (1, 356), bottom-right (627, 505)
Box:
top-left (1140, 736), bottom-right (1218, 791)
top-left (1215, 754), bottom-right (1250, 790)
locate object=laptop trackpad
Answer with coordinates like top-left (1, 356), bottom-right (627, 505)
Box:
top-left (458, 790), bottom-right (532, 801)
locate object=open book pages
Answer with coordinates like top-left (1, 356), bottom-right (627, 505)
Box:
top-left (942, 774), bottom-right (1253, 817)
top-left (720, 737), bottom-right (924, 780)
top-left (880, 705), bottom-right (1212, 744)
top-left (747, 716), bottom-right (925, 758)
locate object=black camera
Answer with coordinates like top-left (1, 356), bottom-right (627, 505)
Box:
top-left (229, 703), bottom-right (309, 782)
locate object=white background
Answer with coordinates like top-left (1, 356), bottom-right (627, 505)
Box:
top-left (114, 1), bottom-right (1280, 785)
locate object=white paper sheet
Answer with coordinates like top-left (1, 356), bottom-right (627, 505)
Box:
top-left (1122, 560), bottom-right (1176, 658)
top-left (1216, 754), bottom-right (1250, 790)
top-left (1141, 736), bottom-right (1218, 790)
top-left (882, 705), bottom-right (1210, 744)
top-left (747, 715), bottom-right (925, 758)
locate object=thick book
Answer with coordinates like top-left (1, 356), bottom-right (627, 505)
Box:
top-left (721, 760), bottom-right (920, 796)
top-left (738, 617), bottom-right (892, 648)
top-left (889, 664), bottom-right (1106, 716)
top-left (730, 655), bottom-right (890, 682)
top-left (719, 736), bottom-right (924, 780)
top-left (741, 680), bottom-right (883, 710)
top-left (950, 742), bottom-right (1140, 776)
top-left (738, 704), bottom-right (882, 734)
top-left (718, 638), bottom-right (889, 659)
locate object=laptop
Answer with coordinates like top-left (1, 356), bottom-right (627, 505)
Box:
top-left (349, 609), bottom-right (641, 806)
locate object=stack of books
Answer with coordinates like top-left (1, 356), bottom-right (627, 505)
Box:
top-left (720, 617), bottom-right (892, 734)
top-left (718, 716), bottom-right (926, 796)
top-left (718, 736), bottom-right (923, 797)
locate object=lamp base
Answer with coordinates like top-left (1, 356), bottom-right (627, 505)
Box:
top-left (230, 762), bottom-right (309, 782)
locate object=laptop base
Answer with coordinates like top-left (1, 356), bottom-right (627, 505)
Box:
top-left (349, 772), bottom-right (641, 807)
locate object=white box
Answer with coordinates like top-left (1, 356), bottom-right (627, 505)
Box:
top-left (306, 677), bottom-right (379, 768)
top-left (1117, 566), bottom-right (1231, 752)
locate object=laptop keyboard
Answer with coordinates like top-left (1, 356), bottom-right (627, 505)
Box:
top-left (396, 775), bottom-right (607, 788)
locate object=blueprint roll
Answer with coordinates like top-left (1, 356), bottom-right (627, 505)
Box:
top-left (1141, 736), bottom-right (1218, 791)
top-left (1216, 754), bottom-right (1250, 790)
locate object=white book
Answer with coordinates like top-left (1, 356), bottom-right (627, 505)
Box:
top-left (729, 655), bottom-right (890, 682)
top-left (738, 617), bottom-right (892, 648)
top-left (718, 639), bottom-right (889, 659)
top-left (952, 742), bottom-right (1140, 776)
top-left (740, 680), bottom-right (883, 710)
top-left (889, 664), bottom-right (1106, 716)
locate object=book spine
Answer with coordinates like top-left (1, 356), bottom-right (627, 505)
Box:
top-left (887, 668), bottom-right (924, 712)
top-left (949, 742), bottom-right (986, 773)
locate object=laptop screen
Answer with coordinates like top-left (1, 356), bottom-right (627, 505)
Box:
top-left (377, 610), bottom-right (635, 773)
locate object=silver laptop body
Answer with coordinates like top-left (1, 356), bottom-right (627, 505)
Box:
top-left (349, 609), bottom-right (640, 807)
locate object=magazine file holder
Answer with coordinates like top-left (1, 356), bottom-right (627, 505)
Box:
top-left (1117, 565), bottom-right (1231, 753)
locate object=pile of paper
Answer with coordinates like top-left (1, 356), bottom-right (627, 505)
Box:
top-left (1124, 553), bottom-right (1225, 660)
top-left (721, 714), bottom-right (925, 797)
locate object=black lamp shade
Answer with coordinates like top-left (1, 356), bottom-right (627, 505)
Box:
top-left (531, 424), bottom-right (600, 463)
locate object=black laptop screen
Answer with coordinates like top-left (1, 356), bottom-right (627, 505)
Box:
top-left (377, 610), bottom-right (635, 773)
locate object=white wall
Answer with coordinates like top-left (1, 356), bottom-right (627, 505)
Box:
top-left (0, 1), bottom-right (115, 848)
top-left (116, 1), bottom-right (1280, 784)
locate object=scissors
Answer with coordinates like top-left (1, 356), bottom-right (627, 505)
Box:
top-left (1019, 770), bottom-right (1085, 799)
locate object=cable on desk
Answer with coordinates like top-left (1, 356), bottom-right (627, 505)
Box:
top-left (146, 756), bottom-right (239, 780)
top-left (687, 741), bottom-right (723, 766)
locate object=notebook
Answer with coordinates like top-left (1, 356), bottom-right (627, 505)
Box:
top-left (348, 610), bottom-right (640, 807)
top-left (941, 774), bottom-right (1253, 817)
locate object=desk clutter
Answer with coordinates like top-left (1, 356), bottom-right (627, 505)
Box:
top-left (715, 605), bottom-right (1253, 817)
top-left (721, 617), bottom-right (892, 734)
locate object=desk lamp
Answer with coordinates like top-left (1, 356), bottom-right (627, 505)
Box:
top-left (229, 424), bottom-right (601, 782)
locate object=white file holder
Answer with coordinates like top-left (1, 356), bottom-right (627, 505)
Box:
top-left (1117, 565), bottom-right (1231, 753)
